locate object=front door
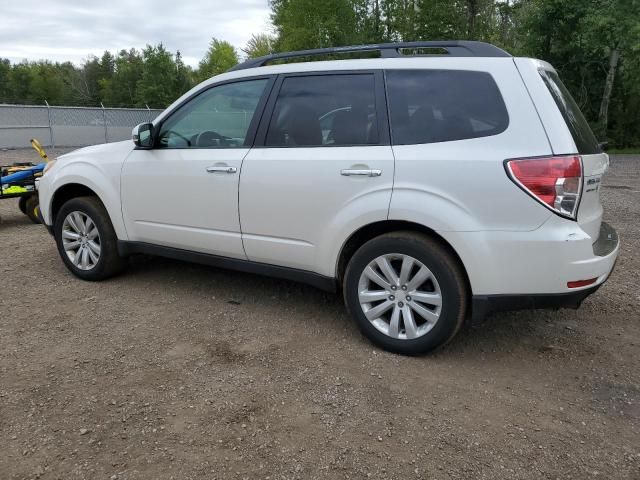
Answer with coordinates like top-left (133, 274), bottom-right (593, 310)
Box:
top-left (121, 78), bottom-right (271, 258)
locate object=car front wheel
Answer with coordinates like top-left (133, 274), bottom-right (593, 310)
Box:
top-left (54, 196), bottom-right (126, 281)
top-left (343, 232), bottom-right (467, 355)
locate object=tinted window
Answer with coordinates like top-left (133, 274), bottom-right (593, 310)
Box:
top-left (265, 74), bottom-right (378, 147)
top-left (157, 79), bottom-right (268, 148)
top-left (539, 69), bottom-right (601, 154)
top-left (386, 70), bottom-right (509, 145)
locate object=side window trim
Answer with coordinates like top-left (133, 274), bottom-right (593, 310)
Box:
top-left (152, 75), bottom-right (276, 149)
top-left (253, 70), bottom-right (390, 148)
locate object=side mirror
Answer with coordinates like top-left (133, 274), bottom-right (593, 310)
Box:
top-left (132, 122), bottom-right (154, 148)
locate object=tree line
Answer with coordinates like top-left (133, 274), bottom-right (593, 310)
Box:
top-left (0, 0), bottom-right (638, 148)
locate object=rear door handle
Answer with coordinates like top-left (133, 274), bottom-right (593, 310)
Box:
top-left (206, 165), bottom-right (237, 174)
top-left (340, 169), bottom-right (382, 177)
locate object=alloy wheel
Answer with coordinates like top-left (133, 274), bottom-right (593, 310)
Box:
top-left (357, 253), bottom-right (442, 340)
top-left (61, 211), bottom-right (101, 270)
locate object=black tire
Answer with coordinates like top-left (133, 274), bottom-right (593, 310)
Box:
top-left (54, 196), bottom-right (126, 281)
top-left (18, 195), bottom-right (29, 214)
top-left (25, 195), bottom-right (41, 224)
top-left (343, 231), bottom-right (467, 355)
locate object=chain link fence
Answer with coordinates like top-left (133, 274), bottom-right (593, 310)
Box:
top-left (0, 103), bottom-right (163, 149)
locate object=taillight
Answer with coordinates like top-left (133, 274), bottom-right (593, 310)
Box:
top-left (506, 155), bottom-right (582, 219)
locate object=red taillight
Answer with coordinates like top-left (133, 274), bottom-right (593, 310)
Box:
top-left (567, 278), bottom-right (597, 288)
top-left (506, 155), bottom-right (582, 219)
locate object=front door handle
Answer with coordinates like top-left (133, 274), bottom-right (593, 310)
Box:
top-left (206, 165), bottom-right (237, 174)
top-left (340, 168), bottom-right (382, 177)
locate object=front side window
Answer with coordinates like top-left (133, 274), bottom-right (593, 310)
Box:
top-left (265, 74), bottom-right (378, 147)
top-left (386, 70), bottom-right (509, 145)
top-left (157, 78), bottom-right (268, 148)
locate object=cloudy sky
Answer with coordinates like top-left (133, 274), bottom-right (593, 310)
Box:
top-left (0, 0), bottom-right (272, 66)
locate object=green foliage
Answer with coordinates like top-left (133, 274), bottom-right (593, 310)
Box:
top-left (269, 0), bottom-right (640, 148)
top-left (0, 44), bottom-right (195, 109)
top-left (135, 44), bottom-right (180, 108)
top-left (0, 1), bottom-right (638, 147)
top-left (198, 38), bottom-right (238, 81)
top-left (243, 34), bottom-right (276, 58)
top-left (271, 0), bottom-right (363, 50)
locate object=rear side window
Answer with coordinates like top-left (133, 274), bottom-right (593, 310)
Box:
top-left (539, 69), bottom-right (601, 154)
top-left (265, 74), bottom-right (378, 147)
top-left (386, 70), bottom-right (509, 145)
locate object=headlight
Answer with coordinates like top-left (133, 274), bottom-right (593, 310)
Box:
top-left (43, 160), bottom-right (57, 174)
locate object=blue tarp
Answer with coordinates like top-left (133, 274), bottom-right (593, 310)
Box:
top-left (0, 163), bottom-right (45, 185)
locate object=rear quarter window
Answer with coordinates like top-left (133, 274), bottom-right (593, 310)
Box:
top-left (538, 69), bottom-right (601, 155)
top-left (386, 69), bottom-right (509, 145)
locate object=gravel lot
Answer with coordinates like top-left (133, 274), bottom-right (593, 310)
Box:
top-left (1, 149), bottom-right (638, 480)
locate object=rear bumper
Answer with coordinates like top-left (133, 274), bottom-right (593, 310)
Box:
top-left (468, 221), bottom-right (618, 321)
top-left (443, 216), bottom-right (620, 296)
top-left (471, 283), bottom-right (602, 321)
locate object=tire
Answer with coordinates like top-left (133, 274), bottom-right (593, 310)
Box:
top-left (18, 195), bottom-right (29, 214)
top-left (25, 195), bottom-right (41, 224)
top-left (343, 231), bottom-right (467, 355)
top-left (54, 196), bottom-right (126, 281)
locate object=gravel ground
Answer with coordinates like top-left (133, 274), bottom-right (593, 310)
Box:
top-left (1, 148), bottom-right (639, 480)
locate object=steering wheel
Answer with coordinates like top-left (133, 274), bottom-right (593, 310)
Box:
top-left (195, 131), bottom-right (229, 147)
top-left (161, 130), bottom-right (192, 147)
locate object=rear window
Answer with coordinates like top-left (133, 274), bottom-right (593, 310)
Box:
top-left (539, 69), bottom-right (601, 154)
top-left (386, 70), bottom-right (509, 145)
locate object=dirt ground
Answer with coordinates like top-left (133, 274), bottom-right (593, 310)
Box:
top-left (0, 148), bottom-right (638, 480)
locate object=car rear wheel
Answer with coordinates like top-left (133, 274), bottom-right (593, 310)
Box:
top-left (54, 196), bottom-right (126, 281)
top-left (343, 231), bottom-right (467, 354)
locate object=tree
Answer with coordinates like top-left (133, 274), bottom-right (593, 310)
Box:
top-left (101, 49), bottom-right (144, 107)
top-left (242, 33), bottom-right (276, 58)
top-left (198, 38), bottom-right (238, 80)
top-left (0, 59), bottom-right (11, 102)
top-left (135, 44), bottom-right (179, 108)
top-left (174, 51), bottom-right (194, 97)
top-left (580, 0), bottom-right (640, 139)
top-left (271, 0), bottom-right (362, 51)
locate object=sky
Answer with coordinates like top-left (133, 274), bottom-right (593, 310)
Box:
top-left (0, 0), bottom-right (272, 67)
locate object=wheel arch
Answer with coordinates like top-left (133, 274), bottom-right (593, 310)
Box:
top-left (48, 180), bottom-right (128, 240)
top-left (336, 220), bottom-right (471, 296)
top-left (50, 183), bottom-right (100, 225)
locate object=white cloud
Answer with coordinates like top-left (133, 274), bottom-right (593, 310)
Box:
top-left (0, 0), bottom-right (272, 66)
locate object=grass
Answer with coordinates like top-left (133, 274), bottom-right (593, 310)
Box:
top-left (608, 147), bottom-right (640, 154)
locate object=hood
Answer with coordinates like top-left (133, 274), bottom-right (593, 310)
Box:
top-left (58, 140), bottom-right (134, 162)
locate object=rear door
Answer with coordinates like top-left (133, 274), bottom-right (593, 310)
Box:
top-left (515, 59), bottom-right (607, 240)
top-left (239, 71), bottom-right (394, 275)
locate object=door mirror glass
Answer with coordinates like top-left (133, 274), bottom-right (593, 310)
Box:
top-left (132, 122), bottom-right (154, 148)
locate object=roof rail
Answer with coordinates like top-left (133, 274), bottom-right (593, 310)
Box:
top-left (229, 41), bottom-right (511, 72)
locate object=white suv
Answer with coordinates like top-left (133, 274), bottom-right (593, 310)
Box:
top-left (38, 41), bottom-right (619, 354)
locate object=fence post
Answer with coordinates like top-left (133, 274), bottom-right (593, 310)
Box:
top-left (145, 104), bottom-right (151, 122)
top-left (101, 103), bottom-right (108, 143)
top-left (45, 100), bottom-right (55, 148)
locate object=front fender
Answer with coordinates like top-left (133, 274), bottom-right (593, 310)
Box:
top-left (39, 160), bottom-right (127, 240)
